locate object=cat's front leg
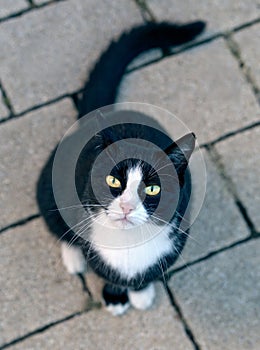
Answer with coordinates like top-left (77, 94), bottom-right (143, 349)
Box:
top-left (128, 283), bottom-right (155, 310)
top-left (102, 283), bottom-right (130, 316)
top-left (61, 242), bottom-right (86, 274)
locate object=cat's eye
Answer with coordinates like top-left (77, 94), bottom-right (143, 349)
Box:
top-left (106, 175), bottom-right (121, 188)
top-left (144, 185), bottom-right (160, 196)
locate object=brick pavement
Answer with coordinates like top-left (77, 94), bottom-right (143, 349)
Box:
top-left (0, 1), bottom-right (259, 349)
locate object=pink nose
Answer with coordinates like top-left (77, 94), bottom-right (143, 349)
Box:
top-left (120, 202), bottom-right (134, 215)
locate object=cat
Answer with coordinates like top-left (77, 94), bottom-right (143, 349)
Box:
top-left (37, 21), bottom-right (205, 316)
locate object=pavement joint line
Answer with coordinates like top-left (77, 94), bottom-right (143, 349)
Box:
top-left (0, 213), bottom-right (41, 235)
top-left (166, 235), bottom-right (259, 278)
top-left (206, 145), bottom-right (258, 236)
top-left (0, 19), bottom-right (259, 123)
top-left (0, 91), bottom-right (81, 125)
top-left (0, 311), bottom-right (84, 350)
top-left (0, 0), bottom-right (67, 23)
top-left (232, 16), bottom-right (260, 33)
top-left (163, 282), bottom-right (201, 350)
top-left (133, 0), bottom-right (157, 23)
top-left (1, 89), bottom-right (258, 154)
top-left (125, 32), bottom-right (222, 74)
top-left (200, 121), bottom-right (260, 148)
top-left (0, 80), bottom-right (15, 116)
top-left (224, 33), bottom-right (260, 106)
top-left (125, 17), bottom-right (260, 74)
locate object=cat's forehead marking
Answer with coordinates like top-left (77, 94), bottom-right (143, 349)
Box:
top-left (126, 166), bottom-right (142, 190)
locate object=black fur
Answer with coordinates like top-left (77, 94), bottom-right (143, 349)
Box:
top-left (102, 284), bottom-right (129, 306)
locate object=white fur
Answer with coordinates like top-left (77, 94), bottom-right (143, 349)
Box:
top-left (92, 220), bottom-right (172, 278)
top-left (106, 302), bottom-right (130, 316)
top-left (61, 242), bottom-right (86, 274)
top-left (128, 283), bottom-right (155, 310)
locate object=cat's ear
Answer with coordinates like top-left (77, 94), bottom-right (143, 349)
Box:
top-left (164, 132), bottom-right (196, 177)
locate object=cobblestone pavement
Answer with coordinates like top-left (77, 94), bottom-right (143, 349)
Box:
top-left (0, 1), bottom-right (259, 349)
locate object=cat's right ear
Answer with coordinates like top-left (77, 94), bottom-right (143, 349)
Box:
top-left (164, 132), bottom-right (196, 183)
top-left (94, 110), bottom-right (116, 148)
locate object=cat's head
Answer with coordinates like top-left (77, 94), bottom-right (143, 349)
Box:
top-left (82, 127), bottom-right (195, 230)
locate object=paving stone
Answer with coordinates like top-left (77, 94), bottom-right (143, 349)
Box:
top-left (147, 0), bottom-right (259, 37)
top-left (0, 99), bottom-right (77, 229)
top-left (170, 239), bottom-right (260, 350)
top-left (33, 0), bottom-right (53, 4)
top-left (215, 127), bottom-right (260, 231)
top-left (234, 23), bottom-right (260, 88)
top-left (0, 89), bottom-right (9, 119)
top-left (118, 39), bottom-right (260, 144)
top-left (33, 0), bottom-right (49, 4)
top-left (0, 218), bottom-right (88, 346)
top-left (0, 0), bottom-right (143, 113)
top-left (7, 281), bottom-right (193, 350)
top-left (0, 0), bottom-right (27, 18)
top-left (174, 150), bottom-right (250, 269)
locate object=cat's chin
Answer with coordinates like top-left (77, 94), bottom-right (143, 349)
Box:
top-left (106, 214), bottom-right (143, 229)
top-left (111, 217), bottom-right (137, 229)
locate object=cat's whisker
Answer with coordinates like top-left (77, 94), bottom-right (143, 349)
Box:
top-left (153, 162), bottom-right (173, 174)
top-left (147, 222), bottom-right (196, 278)
top-left (150, 214), bottom-right (201, 247)
top-left (64, 211), bottom-right (107, 253)
top-left (49, 204), bottom-right (84, 212)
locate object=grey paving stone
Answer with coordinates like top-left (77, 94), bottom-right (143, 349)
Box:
top-left (33, 0), bottom-right (52, 4)
top-left (234, 23), bottom-right (260, 88)
top-left (0, 0), bottom-right (143, 113)
top-left (0, 89), bottom-right (9, 119)
top-left (173, 150), bottom-right (250, 269)
top-left (33, 0), bottom-right (49, 4)
top-left (0, 99), bottom-right (77, 229)
top-left (118, 39), bottom-right (260, 144)
top-left (0, 218), bottom-right (88, 346)
top-left (7, 281), bottom-right (193, 350)
top-left (170, 239), bottom-right (260, 350)
top-left (215, 127), bottom-right (260, 231)
top-left (0, 0), bottom-right (27, 17)
top-left (147, 0), bottom-right (259, 37)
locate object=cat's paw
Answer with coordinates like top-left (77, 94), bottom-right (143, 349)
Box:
top-left (106, 302), bottom-right (130, 316)
top-left (128, 283), bottom-right (155, 310)
top-left (61, 242), bottom-right (86, 274)
top-left (102, 284), bottom-right (129, 316)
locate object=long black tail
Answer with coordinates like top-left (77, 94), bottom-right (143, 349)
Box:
top-left (78, 21), bottom-right (205, 117)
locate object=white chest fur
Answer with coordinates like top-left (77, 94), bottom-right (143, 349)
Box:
top-left (91, 216), bottom-right (173, 278)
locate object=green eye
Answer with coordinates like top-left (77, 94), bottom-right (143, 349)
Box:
top-left (144, 185), bottom-right (160, 196)
top-left (106, 175), bottom-right (121, 188)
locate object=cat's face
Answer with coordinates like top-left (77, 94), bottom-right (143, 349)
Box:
top-left (82, 130), bottom-right (196, 231)
top-left (103, 161), bottom-right (161, 229)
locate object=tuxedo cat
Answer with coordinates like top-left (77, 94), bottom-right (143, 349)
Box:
top-left (37, 21), bottom-right (205, 315)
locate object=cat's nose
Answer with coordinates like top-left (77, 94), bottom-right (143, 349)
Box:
top-left (120, 202), bottom-right (134, 215)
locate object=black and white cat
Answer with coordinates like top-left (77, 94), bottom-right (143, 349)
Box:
top-left (37, 21), bottom-right (205, 315)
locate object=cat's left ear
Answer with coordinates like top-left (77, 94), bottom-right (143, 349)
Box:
top-left (164, 132), bottom-right (196, 175)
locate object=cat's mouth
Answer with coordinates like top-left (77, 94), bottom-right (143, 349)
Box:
top-left (114, 215), bottom-right (135, 228)
top-left (106, 211), bottom-right (136, 228)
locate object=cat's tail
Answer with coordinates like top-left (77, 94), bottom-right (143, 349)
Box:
top-left (78, 21), bottom-right (206, 117)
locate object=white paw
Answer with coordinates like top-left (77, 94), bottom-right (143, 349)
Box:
top-left (106, 303), bottom-right (130, 316)
top-left (128, 284), bottom-right (155, 310)
top-left (61, 242), bottom-right (86, 274)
